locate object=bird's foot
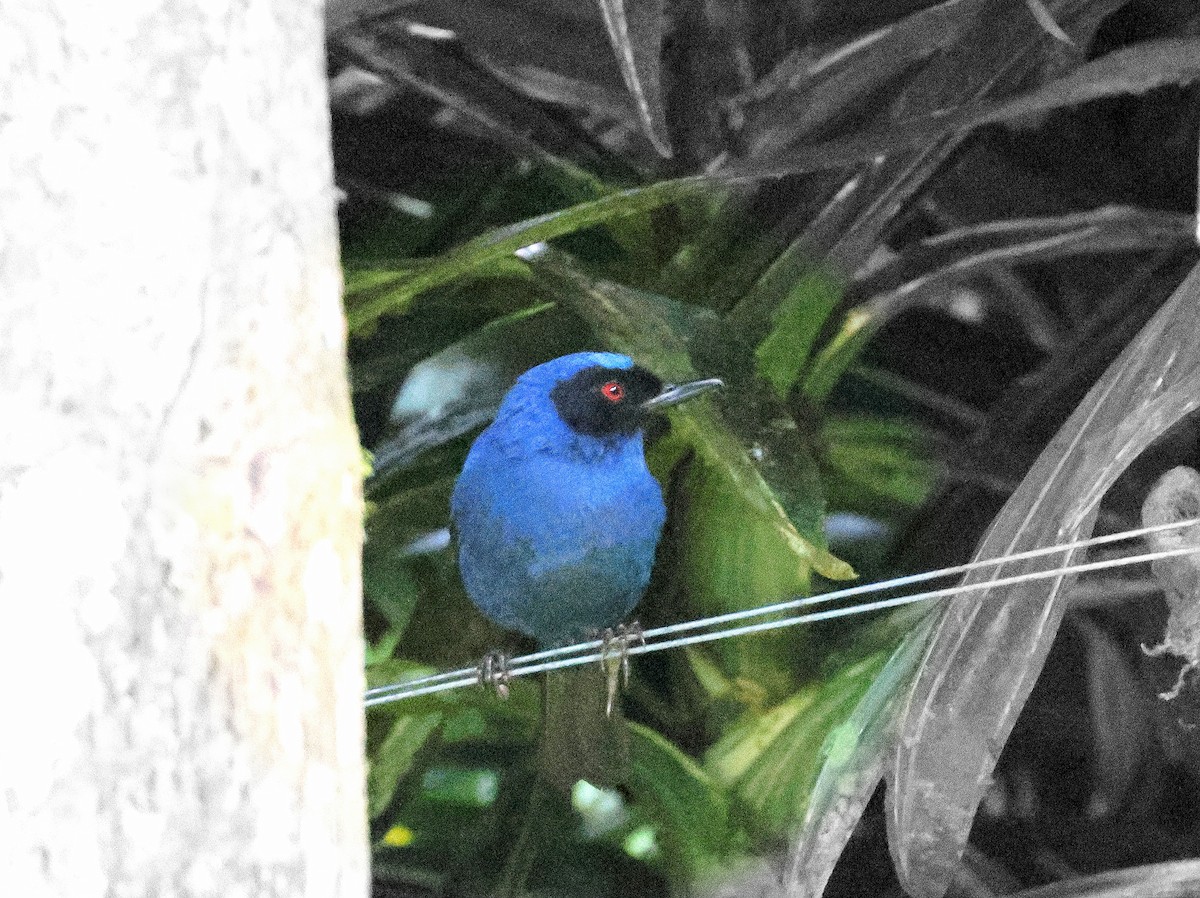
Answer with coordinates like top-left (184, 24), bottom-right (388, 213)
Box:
top-left (476, 650), bottom-right (511, 700)
top-left (596, 621), bottom-right (645, 717)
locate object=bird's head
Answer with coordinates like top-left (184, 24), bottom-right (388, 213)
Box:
top-left (490, 352), bottom-right (722, 456)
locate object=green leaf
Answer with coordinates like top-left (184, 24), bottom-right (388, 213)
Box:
top-left (755, 270), bottom-right (845, 400)
top-left (801, 306), bottom-right (877, 404)
top-left (345, 267), bottom-right (421, 298)
top-left (651, 189), bottom-right (766, 311)
top-left (704, 650), bottom-right (891, 833)
top-left (346, 176), bottom-right (706, 333)
top-left (346, 256), bottom-right (533, 332)
top-left (662, 404), bottom-right (854, 593)
top-left (363, 540), bottom-right (421, 634)
top-left (656, 406), bottom-right (853, 690)
top-left (368, 711), bottom-right (444, 819)
top-left (627, 722), bottom-right (740, 880)
top-left (822, 416), bottom-right (941, 513)
top-left (784, 612), bottom-right (934, 898)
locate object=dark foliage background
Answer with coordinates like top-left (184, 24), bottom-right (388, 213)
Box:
top-left (323, 0), bottom-right (1200, 895)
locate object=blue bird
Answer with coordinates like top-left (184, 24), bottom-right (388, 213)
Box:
top-left (450, 352), bottom-right (721, 787)
top-left (452, 351), bottom-right (722, 647)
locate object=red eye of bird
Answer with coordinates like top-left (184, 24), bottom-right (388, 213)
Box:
top-left (600, 380), bottom-right (625, 403)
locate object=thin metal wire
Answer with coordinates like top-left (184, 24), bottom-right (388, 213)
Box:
top-left (367, 542), bottom-right (1200, 704)
top-left (364, 517), bottom-right (1199, 707)
top-left (366, 517), bottom-right (1194, 700)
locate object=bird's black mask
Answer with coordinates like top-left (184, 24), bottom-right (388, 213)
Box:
top-left (549, 365), bottom-right (664, 438)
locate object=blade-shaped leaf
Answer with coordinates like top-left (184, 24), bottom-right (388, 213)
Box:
top-left (657, 1), bottom-right (1124, 319)
top-left (705, 648), bottom-right (893, 834)
top-left (801, 305), bottom-right (877, 404)
top-left (1075, 616), bottom-right (1149, 819)
top-left (742, 0), bottom-right (988, 160)
top-left (1006, 859), bottom-right (1200, 898)
top-left (783, 612), bottom-right (935, 898)
top-left (368, 303), bottom-right (587, 478)
top-left (345, 175), bottom-right (706, 332)
top-left (482, 59), bottom-right (640, 132)
top-left (749, 0), bottom-right (1124, 315)
top-left (887, 259), bottom-right (1200, 898)
top-left (719, 35), bottom-right (1200, 183)
top-left (535, 254), bottom-right (850, 577)
top-left (368, 710), bottom-right (444, 818)
top-left (853, 206), bottom-right (1195, 304)
top-left (627, 722), bottom-right (739, 880)
top-left (803, 208), bottom-right (1193, 410)
top-left (373, 0), bottom-right (623, 98)
top-left (993, 34), bottom-right (1200, 119)
top-left (755, 269), bottom-right (845, 401)
top-left (338, 26), bottom-right (603, 173)
top-left (1023, 0), bottom-right (1075, 47)
top-left (595, 0), bottom-right (672, 157)
top-left (822, 416), bottom-right (941, 513)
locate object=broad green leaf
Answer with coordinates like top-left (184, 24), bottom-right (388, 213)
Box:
top-left (658, 406), bottom-right (852, 686)
top-left (705, 650), bottom-right (891, 833)
top-left (627, 722), bottom-right (740, 880)
top-left (755, 270), bottom-right (845, 400)
top-left (345, 267), bottom-right (421, 297)
top-left (363, 539), bottom-right (421, 633)
top-left (537, 253), bottom-right (849, 577)
top-left (346, 176), bottom-right (706, 332)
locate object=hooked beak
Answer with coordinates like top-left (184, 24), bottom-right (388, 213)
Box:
top-left (641, 377), bottom-right (724, 412)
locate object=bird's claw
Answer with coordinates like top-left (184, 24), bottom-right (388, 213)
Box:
top-left (477, 650), bottom-right (511, 699)
top-left (596, 621), bottom-right (645, 717)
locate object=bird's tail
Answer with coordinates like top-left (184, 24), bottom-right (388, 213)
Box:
top-left (537, 664), bottom-right (630, 794)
